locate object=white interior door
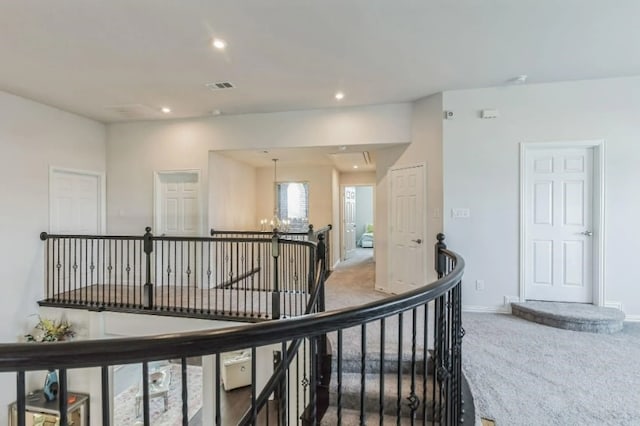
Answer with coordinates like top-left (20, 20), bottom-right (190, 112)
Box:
top-left (343, 186), bottom-right (357, 260)
top-left (154, 171), bottom-right (202, 288)
top-left (390, 165), bottom-right (425, 292)
top-left (525, 148), bottom-right (594, 303)
top-left (50, 169), bottom-right (102, 234)
top-left (155, 171), bottom-right (201, 236)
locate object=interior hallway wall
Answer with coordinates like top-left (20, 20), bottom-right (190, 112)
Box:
top-left (208, 152), bottom-right (257, 230)
top-left (0, 90), bottom-right (106, 411)
top-left (443, 76), bottom-right (640, 316)
top-left (354, 186), bottom-right (373, 242)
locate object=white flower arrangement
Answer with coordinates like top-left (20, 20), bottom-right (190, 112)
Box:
top-left (25, 316), bottom-right (75, 342)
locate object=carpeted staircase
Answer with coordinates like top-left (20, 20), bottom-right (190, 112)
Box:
top-left (321, 338), bottom-right (437, 425)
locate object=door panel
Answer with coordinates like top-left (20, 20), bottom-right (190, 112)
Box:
top-left (50, 171), bottom-right (100, 234)
top-left (390, 165), bottom-right (425, 292)
top-left (525, 148), bottom-right (593, 303)
top-left (343, 186), bottom-right (357, 259)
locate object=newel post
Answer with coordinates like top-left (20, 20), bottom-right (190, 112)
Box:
top-left (435, 233), bottom-right (446, 279)
top-left (307, 224), bottom-right (315, 242)
top-left (143, 227), bottom-right (154, 309)
top-left (271, 230), bottom-right (281, 319)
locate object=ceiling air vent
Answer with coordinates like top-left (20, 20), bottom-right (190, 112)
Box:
top-left (205, 81), bottom-right (236, 91)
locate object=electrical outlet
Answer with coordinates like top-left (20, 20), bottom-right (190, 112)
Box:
top-left (475, 280), bottom-right (485, 291)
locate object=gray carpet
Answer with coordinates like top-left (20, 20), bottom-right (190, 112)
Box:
top-left (462, 313), bottom-right (640, 425)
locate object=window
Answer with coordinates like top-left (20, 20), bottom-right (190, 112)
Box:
top-left (276, 182), bottom-right (309, 232)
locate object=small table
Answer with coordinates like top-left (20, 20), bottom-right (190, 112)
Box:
top-left (9, 390), bottom-right (89, 426)
top-left (135, 366), bottom-right (172, 417)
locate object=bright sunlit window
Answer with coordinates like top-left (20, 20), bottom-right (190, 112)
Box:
top-left (276, 182), bottom-right (309, 231)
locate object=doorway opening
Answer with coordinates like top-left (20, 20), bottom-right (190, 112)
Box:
top-left (341, 185), bottom-right (375, 263)
top-left (520, 141), bottom-right (605, 306)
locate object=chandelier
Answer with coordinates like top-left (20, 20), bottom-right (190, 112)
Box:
top-left (259, 158), bottom-right (290, 232)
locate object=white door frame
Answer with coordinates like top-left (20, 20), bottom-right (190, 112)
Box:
top-left (153, 169), bottom-right (203, 236)
top-left (339, 183), bottom-right (376, 261)
top-left (387, 163), bottom-right (427, 294)
top-left (519, 140), bottom-right (606, 306)
top-left (49, 166), bottom-right (106, 234)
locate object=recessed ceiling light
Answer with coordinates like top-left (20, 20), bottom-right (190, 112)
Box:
top-left (161, 107), bottom-right (171, 114)
top-left (335, 92), bottom-right (345, 100)
top-left (511, 75), bottom-right (528, 84)
top-left (212, 38), bottom-right (227, 50)
top-left (353, 165), bottom-right (358, 169)
top-left (339, 146), bottom-right (347, 151)
top-left (210, 109), bottom-right (222, 116)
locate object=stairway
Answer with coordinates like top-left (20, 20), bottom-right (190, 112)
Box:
top-left (321, 347), bottom-right (438, 425)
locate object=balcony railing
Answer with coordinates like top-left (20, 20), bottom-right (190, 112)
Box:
top-left (39, 226), bottom-right (331, 320)
top-left (8, 233), bottom-right (468, 425)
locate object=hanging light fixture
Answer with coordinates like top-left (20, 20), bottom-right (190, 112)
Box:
top-left (270, 159), bottom-right (282, 231)
top-left (260, 158), bottom-right (289, 232)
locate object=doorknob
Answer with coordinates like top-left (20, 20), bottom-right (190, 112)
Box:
top-left (412, 239), bottom-right (422, 244)
top-left (580, 231), bottom-right (593, 237)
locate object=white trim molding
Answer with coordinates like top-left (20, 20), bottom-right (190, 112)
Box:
top-left (604, 301), bottom-right (623, 311)
top-left (625, 315), bottom-right (640, 322)
top-left (463, 305), bottom-right (511, 314)
top-left (519, 140), bottom-right (606, 306)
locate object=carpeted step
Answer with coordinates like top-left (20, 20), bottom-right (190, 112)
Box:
top-left (333, 352), bottom-right (433, 375)
top-left (328, 372), bottom-right (436, 419)
top-left (511, 301), bottom-right (625, 333)
top-left (321, 406), bottom-right (435, 426)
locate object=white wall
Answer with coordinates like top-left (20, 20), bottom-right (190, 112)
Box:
top-left (0, 91), bottom-right (106, 408)
top-left (106, 103), bottom-right (412, 235)
top-left (339, 171), bottom-right (376, 186)
top-left (355, 186), bottom-right (374, 241)
top-left (208, 152), bottom-right (257, 230)
top-left (443, 77), bottom-right (640, 316)
top-left (376, 93), bottom-right (444, 291)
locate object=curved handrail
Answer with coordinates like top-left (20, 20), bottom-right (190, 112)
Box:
top-left (0, 251), bottom-right (463, 372)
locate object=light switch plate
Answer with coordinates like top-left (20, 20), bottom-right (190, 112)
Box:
top-left (451, 208), bottom-right (470, 218)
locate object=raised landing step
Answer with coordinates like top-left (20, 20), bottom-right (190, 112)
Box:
top-left (511, 301), bottom-right (625, 333)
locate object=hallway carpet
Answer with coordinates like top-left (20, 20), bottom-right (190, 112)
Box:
top-left (462, 313), bottom-right (640, 425)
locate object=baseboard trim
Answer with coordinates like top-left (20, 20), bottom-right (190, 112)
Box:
top-left (463, 305), bottom-right (510, 314)
top-left (605, 301), bottom-right (623, 310)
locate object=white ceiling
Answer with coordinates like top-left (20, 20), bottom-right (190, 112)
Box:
top-left (1, 1), bottom-right (639, 123)
top-left (218, 144), bottom-right (399, 173)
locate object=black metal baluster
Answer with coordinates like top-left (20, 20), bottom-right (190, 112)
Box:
top-left (215, 355), bottom-right (221, 426)
top-left (174, 241), bottom-right (178, 311)
top-left (181, 357), bottom-right (188, 426)
top-left (337, 329), bottom-right (343, 426)
top-left (62, 238), bottom-right (67, 302)
top-left (207, 241), bottom-right (212, 315)
top-left (181, 240), bottom-right (184, 312)
top-left (101, 239), bottom-right (105, 306)
top-left (251, 347), bottom-right (258, 423)
top-left (380, 318), bottom-right (385, 426)
top-left (16, 370), bottom-right (25, 426)
top-left (142, 362), bottom-right (150, 426)
top-left (409, 308), bottom-right (418, 424)
top-left (119, 239), bottom-right (124, 306)
top-left (251, 242), bottom-right (255, 317)
top-left (58, 369), bottom-right (68, 426)
top-left (397, 312), bottom-right (403, 423)
top-left (281, 340), bottom-right (289, 424)
top-left (72, 238), bottom-right (77, 303)
top-left (101, 365), bottom-right (110, 426)
top-left (310, 337), bottom-right (318, 426)
top-left (422, 303), bottom-right (429, 426)
top-left (360, 324), bottom-right (366, 426)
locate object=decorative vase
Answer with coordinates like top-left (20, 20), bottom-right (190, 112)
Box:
top-left (43, 369), bottom-right (58, 401)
